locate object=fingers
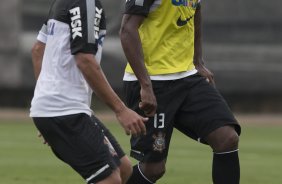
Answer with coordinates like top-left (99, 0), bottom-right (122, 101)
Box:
top-left (124, 117), bottom-right (148, 137)
top-left (118, 107), bottom-right (149, 137)
top-left (140, 117), bottom-right (148, 135)
top-left (125, 129), bottom-right (131, 136)
top-left (37, 131), bottom-right (49, 146)
top-left (207, 75), bottom-right (215, 86)
top-left (144, 110), bottom-right (156, 117)
top-left (197, 66), bottom-right (215, 86)
top-left (139, 102), bottom-right (156, 117)
top-left (202, 70), bottom-right (215, 86)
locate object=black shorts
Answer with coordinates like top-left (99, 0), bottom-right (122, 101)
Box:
top-left (33, 113), bottom-right (124, 184)
top-left (123, 73), bottom-right (241, 163)
top-left (91, 115), bottom-right (125, 162)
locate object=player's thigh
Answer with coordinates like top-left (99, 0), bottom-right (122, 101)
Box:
top-left (91, 115), bottom-right (132, 182)
top-left (174, 75), bottom-right (241, 144)
top-left (91, 115), bottom-right (125, 165)
top-left (33, 114), bottom-right (119, 184)
top-left (123, 80), bottom-right (183, 162)
top-left (97, 168), bottom-right (121, 184)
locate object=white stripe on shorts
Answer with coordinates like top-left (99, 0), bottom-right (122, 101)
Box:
top-left (86, 164), bottom-right (110, 182)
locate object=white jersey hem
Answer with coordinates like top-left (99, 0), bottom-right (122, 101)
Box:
top-left (123, 69), bottom-right (198, 81)
top-left (30, 109), bottom-right (93, 118)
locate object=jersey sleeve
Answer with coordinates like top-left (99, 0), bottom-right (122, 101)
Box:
top-left (94, 0), bottom-right (106, 63)
top-left (68, 0), bottom-right (97, 55)
top-left (37, 23), bottom-right (48, 44)
top-left (124, 0), bottom-right (155, 16)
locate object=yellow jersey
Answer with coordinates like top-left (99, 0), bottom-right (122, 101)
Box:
top-left (125, 0), bottom-right (200, 75)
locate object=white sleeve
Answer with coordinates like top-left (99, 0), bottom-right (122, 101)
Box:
top-left (36, 24), bottom-right (48, 43)
top-left (95, 29), bottom-right (106, 64)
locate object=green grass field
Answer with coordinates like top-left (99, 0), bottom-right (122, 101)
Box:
top-left (0, 118), bottom-right (282, 184)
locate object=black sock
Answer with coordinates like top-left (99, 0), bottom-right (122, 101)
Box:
top-left (126, 164), bottom-right (154, 184)
top-left (212, 150), bottom-right (240, 184)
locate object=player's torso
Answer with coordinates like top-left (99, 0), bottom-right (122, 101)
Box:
top-left (31, 0), bottom-right (106, 117)
top-left (125, 0), bottom-right (200, 75)
top-left (42, 0), bottom-right (106, 88)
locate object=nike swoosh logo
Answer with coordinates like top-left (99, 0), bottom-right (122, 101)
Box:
top-left (176, 15), bottom-right (193, 26)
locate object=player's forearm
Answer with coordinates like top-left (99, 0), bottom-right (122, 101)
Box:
top-left (193, 5), bottom-right (204, 66)
top-left (31, 41), bottom-right (45, 80)
top-left (120, 16), bottom-right (152, 89)
top-left (75, 53), bottom-right (126, 114)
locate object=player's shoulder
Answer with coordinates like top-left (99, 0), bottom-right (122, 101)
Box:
top-left (66, 0), bottom-right (103, 12)
top-left (124, 0), bottom-right (156, 16)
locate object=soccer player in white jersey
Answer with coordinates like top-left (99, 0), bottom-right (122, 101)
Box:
top-left (30, 0), bottom-right (147, 184)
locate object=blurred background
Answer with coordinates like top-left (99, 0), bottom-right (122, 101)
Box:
top-left (0, 1), bottom-right (282, 184)
top-left (0, 0), bottom-right (282, 112)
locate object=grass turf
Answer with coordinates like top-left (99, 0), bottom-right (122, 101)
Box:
top-left (0, 119), bottom-right (282, 184)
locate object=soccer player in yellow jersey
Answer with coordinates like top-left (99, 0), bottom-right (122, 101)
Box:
top-left (120, 0), bottom-right (241, 184)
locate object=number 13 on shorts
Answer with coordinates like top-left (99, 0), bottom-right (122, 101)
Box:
top-left (154, 113), bottom-right (165, 128)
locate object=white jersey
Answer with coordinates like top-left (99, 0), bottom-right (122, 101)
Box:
top-left (30, 0), bottom-right (106, 117)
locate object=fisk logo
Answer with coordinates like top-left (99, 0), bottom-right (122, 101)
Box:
top-left (69, 7), bottom-right (82, 39)
top-left (94, 7), bottom-right (103, 39)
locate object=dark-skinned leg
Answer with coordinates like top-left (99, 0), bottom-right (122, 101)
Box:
top-left (126, 160), bottom-right (166, 184)
top-left (206, 125), bottom-right (240, 184)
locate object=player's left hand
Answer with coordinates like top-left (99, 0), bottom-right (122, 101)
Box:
top-left (37, 131), bottom-right (49, 146)
top-left (195, 61), bottom-right (215, 86)
top-left (139, 85), bottom-right (157, 117)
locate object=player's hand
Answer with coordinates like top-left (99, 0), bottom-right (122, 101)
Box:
top-left (195, 61), bottom-right (215, 86)
top-left (139, 85), bottom-right (157, 117)
top-left (37, 131), bottom-right (49, 146)
top-left (116, 107), bottom-right (148, 137)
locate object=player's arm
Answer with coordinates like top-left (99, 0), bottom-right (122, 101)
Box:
top-left (193, 3), bottom-right (215, 85)
top-left (119, 0), bottom-right (157, 117)
top-left (75, 53), bottom-right (147, 136)
top-left (31, 41), bottom-right (45, 80)
top-left (32, 24), bottom-right (48, 144)
top-left (31, 23), bottom-right (48, 80)
top-left (70, 1), bottom-right (147, 136)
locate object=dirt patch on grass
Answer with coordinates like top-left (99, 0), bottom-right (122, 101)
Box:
top-left (0, 108), bottom-right (281, 126)
top-left (0, 108), bottom-right (30, 121)
top-left (94, 113), bottom-right (282, 126)
top-left (235, 113), bottom-right (282, 126)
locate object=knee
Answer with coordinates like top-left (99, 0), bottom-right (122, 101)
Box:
top-left (220, 132), bottom-right (239, 151)
top-left (207, 126), bottom-right (239, 152)
top-left (140, 161), bottom-right (166, 182)
top-left (119, 156), bottom-right (132, 183)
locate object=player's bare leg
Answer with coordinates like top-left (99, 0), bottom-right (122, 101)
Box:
top-left (119, 156), bottom-right (133, 184)
top-left (97, 168), bottom-right (122, 184)
top-left (206, 125), bottom-right (239, 152)
top-left (206, 125), bottom-right (240, 184)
